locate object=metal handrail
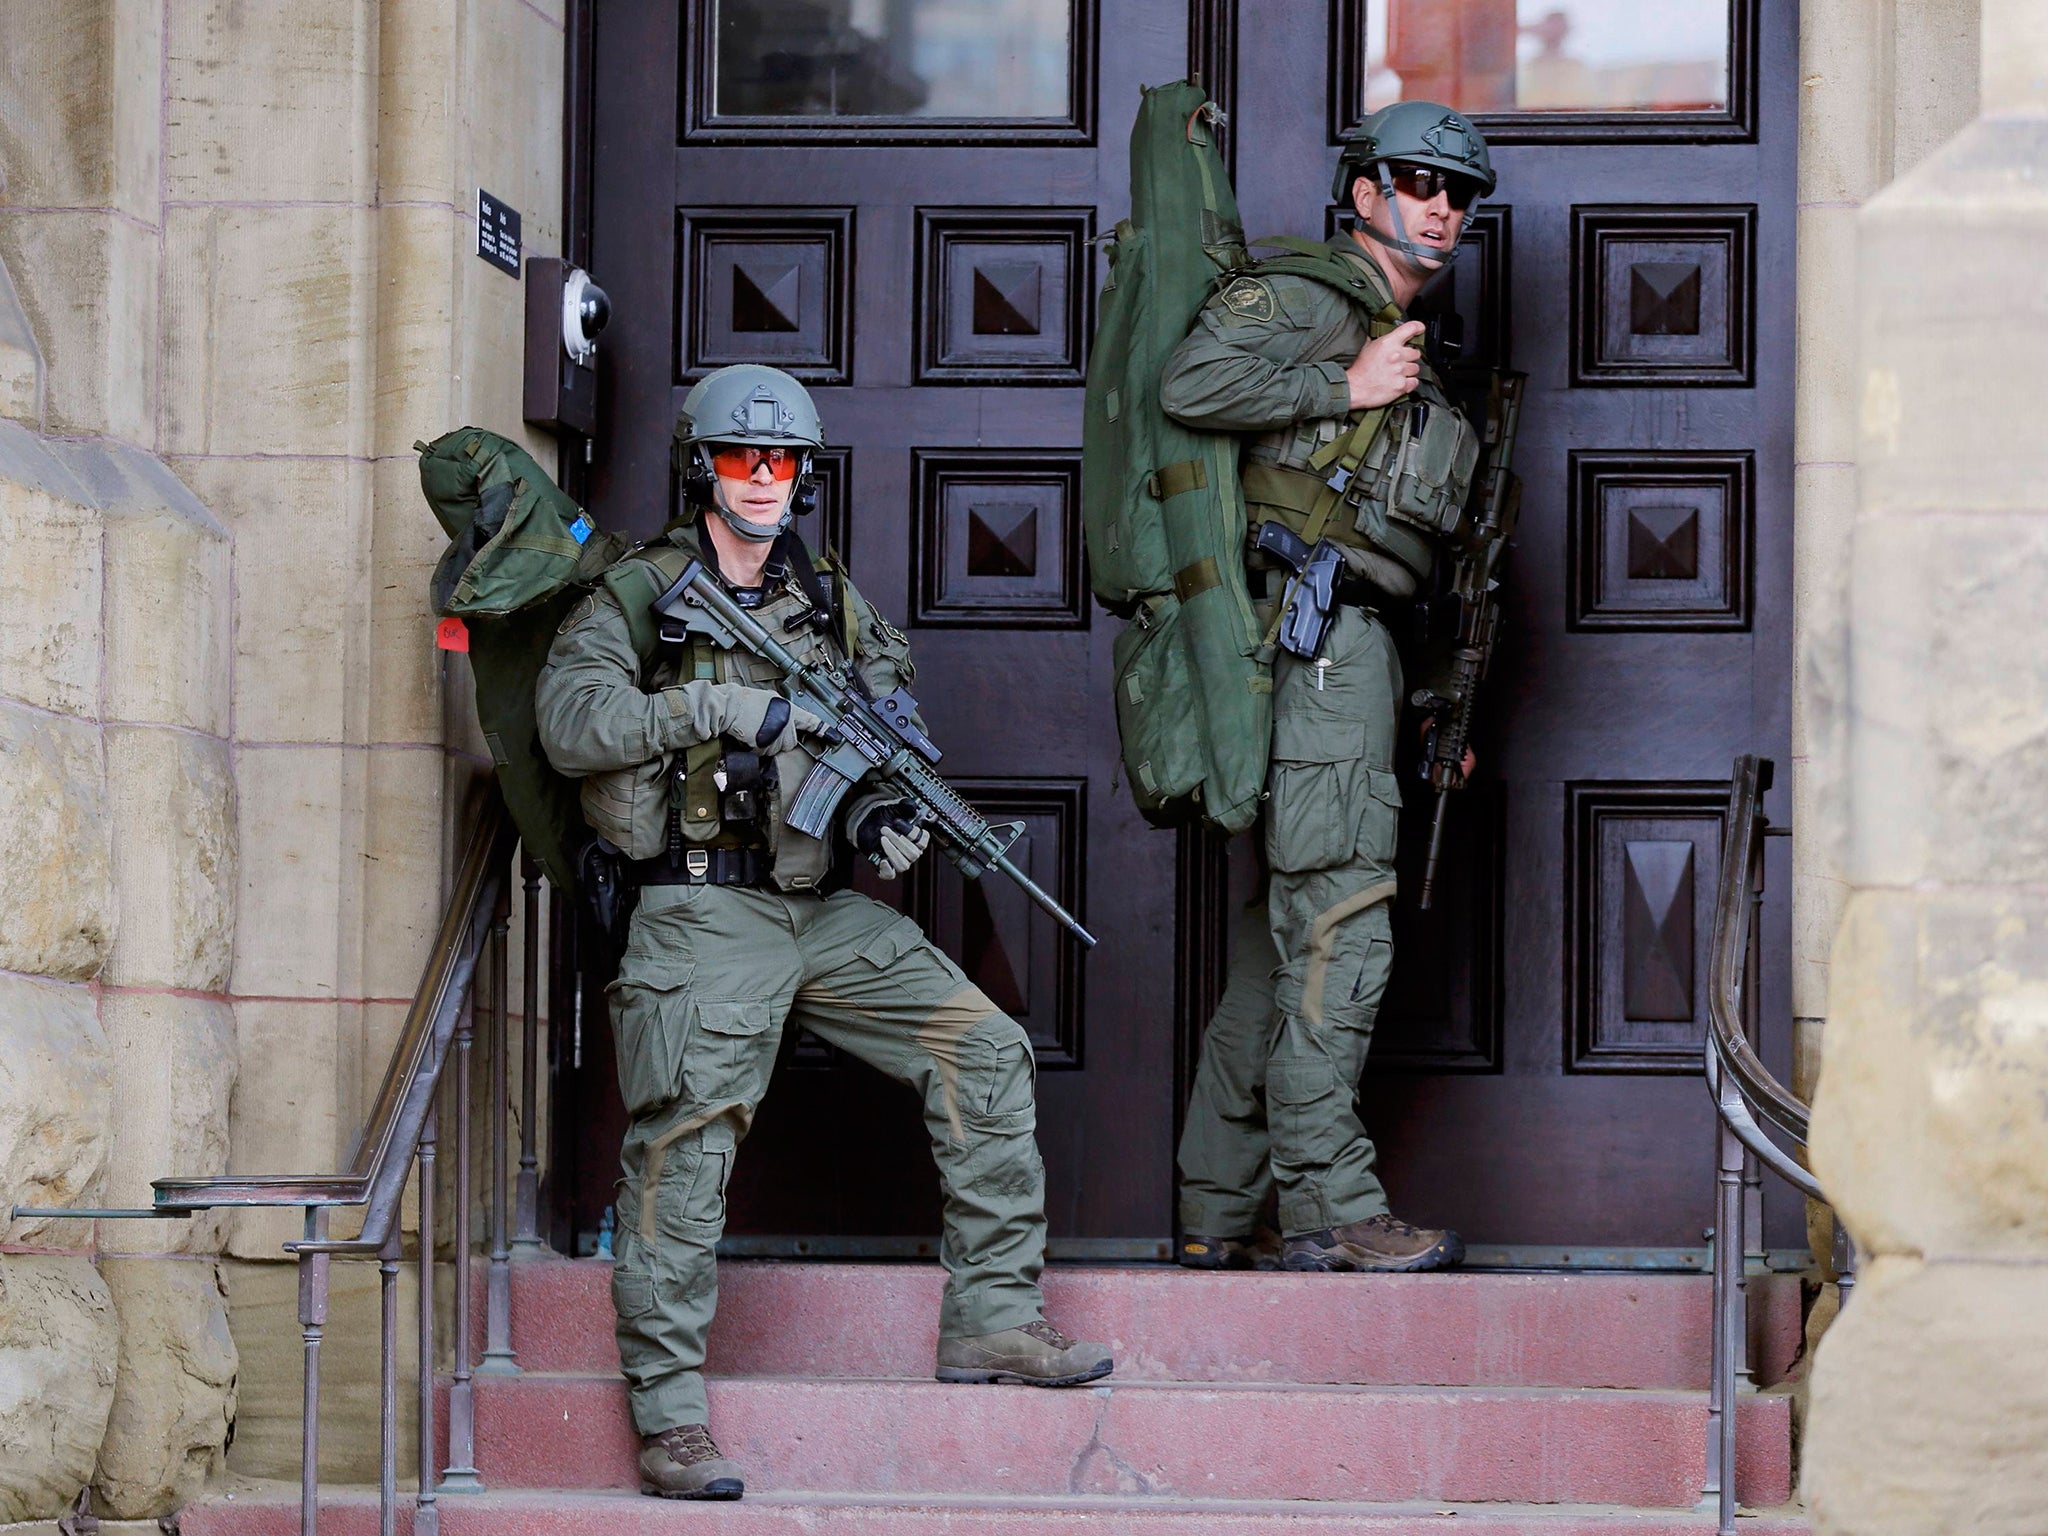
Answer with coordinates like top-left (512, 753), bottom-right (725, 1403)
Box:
top-left (1705, 1045), bottom-right (1821, 1203)
top-left (1701, 754), bottom-right (1850, 1536)
top-left (1707, 756), bottom-right (1811, 1149)
top-left (135, 782), bottom-right (544, 1536)
top-left (150, 793), bottom-right (515, 1232)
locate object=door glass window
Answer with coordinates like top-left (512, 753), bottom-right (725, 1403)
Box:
top-left (712, 0), bottom-right (1073, 121)
top-left (1365, 0), bottom-right (1729, 115)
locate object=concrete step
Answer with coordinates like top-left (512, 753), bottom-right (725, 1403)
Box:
top-left (482, 1258), bottom-right (1803, 1390)
top-left (465, 1373), bottom-right (1794, 1507)
top-left (181, 1486), bottom-right (1810, 1534)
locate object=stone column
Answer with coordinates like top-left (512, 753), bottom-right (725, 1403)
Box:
top-left (1794, 0), bottom-right (1980, 1102)
top-left (1793, 0), bottom-right (1981, 1336)
top-left (1804, 1), bottom-right (2048, 1530)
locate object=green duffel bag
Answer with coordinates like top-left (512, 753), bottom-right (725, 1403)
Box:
top-left (419, 426), bottom-right (628, 616)
top-left (1081, 81), bottom-right (1271, 835)
top-left (416, 427), bottom-right (631, 892)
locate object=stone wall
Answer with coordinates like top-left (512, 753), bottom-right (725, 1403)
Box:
top-left (1802, 1), bottom-right (2048, 1531)
top-left (1790, 0), bottom-right (1982, 1328)
top-left (1792, 0), bottom-right (1980, 1096)
top-left (0, 0), bottom-right (562, 1519)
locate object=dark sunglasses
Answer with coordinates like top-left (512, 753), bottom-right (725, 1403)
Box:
top-left (1387, 164), bottom-right (1481, 211)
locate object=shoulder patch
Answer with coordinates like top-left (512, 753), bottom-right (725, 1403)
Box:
top-left (1220, 276), bottom-right (1276, 322)
top-left (556, 592), bottom-right (598, 634)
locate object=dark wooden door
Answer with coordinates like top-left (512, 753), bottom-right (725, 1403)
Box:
top-left (576, 0), bottom-right (1798, 1258)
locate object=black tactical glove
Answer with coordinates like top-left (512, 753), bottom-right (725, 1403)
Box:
top-left (744, 691), bottom-right (827, 754)
top-left (853, 798), bottom-right (930, 880)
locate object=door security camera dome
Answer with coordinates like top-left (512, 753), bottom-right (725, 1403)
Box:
top-left (562, 267), bottom-right (610, 367)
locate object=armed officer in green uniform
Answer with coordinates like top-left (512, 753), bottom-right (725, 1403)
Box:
top-left (536, 365), bottom-right (1113, 1501)
top-left (1159, 103), bottom-right (1494, 1275)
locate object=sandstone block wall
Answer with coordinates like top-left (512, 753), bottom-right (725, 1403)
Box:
top-left (1802, 1), bottom-right (2048, 1529)
top-left (0, 0), bottom-right (561, 1518)
top-left (0, 414), bottom-right (238, 1523)
top-left (1792, 0), bottom-right (1979, 1085)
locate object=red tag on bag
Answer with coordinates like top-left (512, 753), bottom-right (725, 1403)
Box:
top-left (435, 616), bottom-right (470, 653)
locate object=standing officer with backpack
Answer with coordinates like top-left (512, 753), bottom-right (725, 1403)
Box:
top-left (1158, 104), bottom-right (1494, 1275)
top-left (535, 364), bottom-right (1112, 1501)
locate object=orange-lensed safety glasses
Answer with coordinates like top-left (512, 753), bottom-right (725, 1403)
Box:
top-left (711, 445), bottom-right (802, 481)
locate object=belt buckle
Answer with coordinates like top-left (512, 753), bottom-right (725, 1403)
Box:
top-left (686, 849), bottom-right (710, 880)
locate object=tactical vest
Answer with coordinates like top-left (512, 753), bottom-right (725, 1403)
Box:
top-left (587, 523), bottom-right (900, 892)
top-left (1237, 239), bottom-right (1482, 596)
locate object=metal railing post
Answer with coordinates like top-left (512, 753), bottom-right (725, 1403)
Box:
top-left (482, 881), bottom-right (518, 1374)
top-left (1740, 836), bottom-right (1768, 1293)
top-left (439, 977), bottom-right (484, 1493)
top-left (298, 1207), bottom-right (330, 1536)
top-left (414, 1094), bottom-right (439, 1536)
top-left (1833, 1217), bottom-right (1859, 1307)
top-left (513, 853), bottom-right (544, 1255)
top-left (378, 1226), bottom-right (400, 1536)
top-left (1714, 1113), bottom-right (1745, 1535)
top-left (1700, 1220), bottom-right (1724, 1510)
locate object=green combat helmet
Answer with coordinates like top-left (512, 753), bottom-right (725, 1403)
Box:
top-left (673, 363), bottom-right (826, 543)
top-left (1331, 101), bottom-right (1495, 275)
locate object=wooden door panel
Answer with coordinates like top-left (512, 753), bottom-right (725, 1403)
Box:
top-left (915, 208), bottom-right (1095, 386)
top-left (677, 208), bottom-right (855, 383)
top-left (1567, 450), bottom-right (1755, 633)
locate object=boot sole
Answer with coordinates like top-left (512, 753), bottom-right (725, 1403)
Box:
top-left (935, 1356), bottom-right (1115, 1388)
top-left (640, 1481), bottom-right (744, 1501)
top-left (1176, 1251), bottom-right (1251, 1271)
top-left (1283, 1238), bottom-right (1466, 1274)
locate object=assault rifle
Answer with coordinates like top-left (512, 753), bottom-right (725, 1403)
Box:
top-left (1409, 369), bottom-right (1525, 911)
top-left (653, 562), bottom-right (1097, 948)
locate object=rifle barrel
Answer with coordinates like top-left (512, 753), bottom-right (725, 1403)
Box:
top-left (1418, 776), bottom-right (1452, 912)
top-left (992, 848), bottom-right (1097, 947)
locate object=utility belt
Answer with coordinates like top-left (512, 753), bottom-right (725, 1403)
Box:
top-left (627, 845), bottom-right (772, 889)
top-left (1240, 461), bottom-right (1436, 583)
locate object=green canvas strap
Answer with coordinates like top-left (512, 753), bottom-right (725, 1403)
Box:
top-left (604, 544), bottom-right (694, 671)
top-left (1148, 458), bottom-right (1209, 501)
top-left (1173, 555), bottom-right (1222, 604)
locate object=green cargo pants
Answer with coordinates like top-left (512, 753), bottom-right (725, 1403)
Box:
top-left (1177, 604), bottom-right (1401, 1239)
top-left (606, 883), bottom-right (1048, 1433)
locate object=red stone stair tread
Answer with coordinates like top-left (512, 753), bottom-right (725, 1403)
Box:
top-left (180, 1485), bottom-right (1810, 1534)
top-left (484, 1258), bottom-right (1803, 1390)
top-left (464, 1372), bottom-right (1794, 1506)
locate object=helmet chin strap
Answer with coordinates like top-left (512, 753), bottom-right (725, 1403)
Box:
top-left (1353, 166), bottom-right (1467, 279)
top-left (702, 447), bottom-right (796, 543)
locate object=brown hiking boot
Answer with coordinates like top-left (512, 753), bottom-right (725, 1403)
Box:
top-left (639, 1423), bottom-right (744, 1500)
top-left (935, 1318), bottom-right (1114, 1386)
top-left (1178, 1225), bottom-right (1286, 1271)
top-left (1282, 1214), bottom-right (1466, 1273)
